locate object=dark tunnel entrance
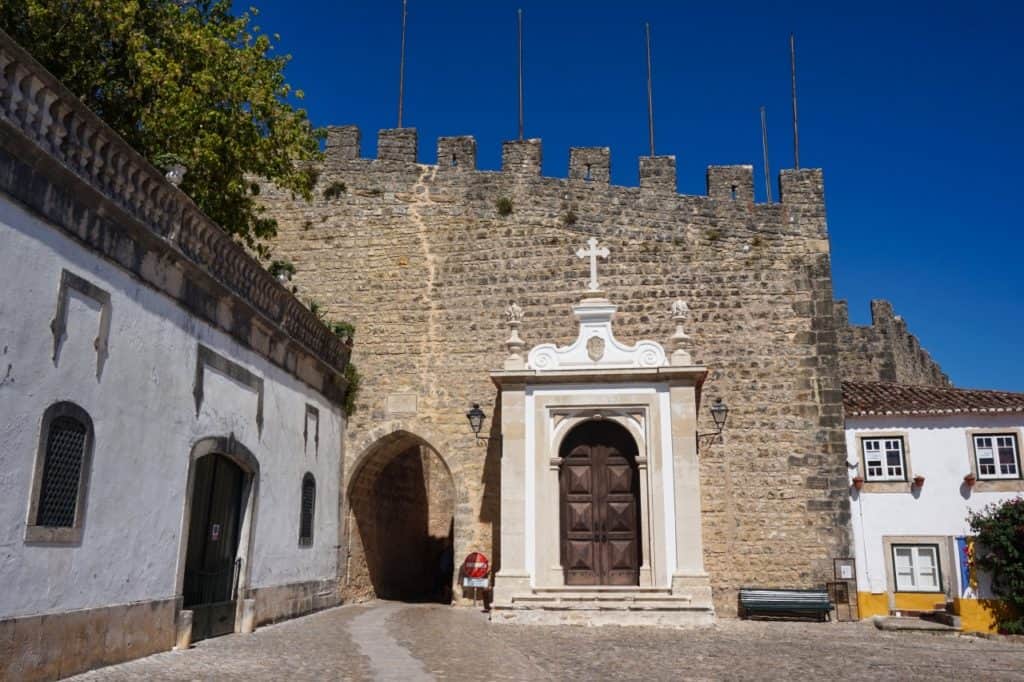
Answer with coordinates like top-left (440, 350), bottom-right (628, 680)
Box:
top-left (346, 433), bottom-right (455, 602)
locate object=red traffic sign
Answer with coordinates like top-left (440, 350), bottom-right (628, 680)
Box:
top-left (462, 552), bottom-right (490, 579)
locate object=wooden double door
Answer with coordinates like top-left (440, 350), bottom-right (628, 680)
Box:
top-left (183, 454), bottom-right (245, 641)
top-left (559, 421), bottom-right (641, 586)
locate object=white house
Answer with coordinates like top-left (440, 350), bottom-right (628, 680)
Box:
top-left (843, 380), bottom-right (1024, 631)
top-left (0, 33), bottom-right (350, 678)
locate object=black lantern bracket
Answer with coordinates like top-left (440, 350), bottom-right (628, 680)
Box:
top-left (466, 403), bottom-right (502, 446)
top-left (696, 398), bottom-right (729, 448)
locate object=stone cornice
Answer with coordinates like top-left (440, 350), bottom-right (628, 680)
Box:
top-left (0, 30), bottom-right (350, 400)
top-left (490, 366), bottom-right (708, 388)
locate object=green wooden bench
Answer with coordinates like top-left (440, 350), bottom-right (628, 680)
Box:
top-left (739, 588), bottom-right (832, 621)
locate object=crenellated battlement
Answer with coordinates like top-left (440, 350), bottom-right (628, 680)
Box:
top-left (836, 299), bottom-right (950, 387)
top-left (319, 125), bottom-right (822, 211)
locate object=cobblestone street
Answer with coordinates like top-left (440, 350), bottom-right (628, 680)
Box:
top-left (71, 602), bottom-right (1024, 681)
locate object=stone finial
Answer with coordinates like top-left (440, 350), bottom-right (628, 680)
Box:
top-left (669, 299), bottom-right (692, 365)
top-left (165, 163), bottom-right (187, 187)
top-left (505, 301), bottom-right (524, 324)
top-left (504, 302), bottom-right (527, 370)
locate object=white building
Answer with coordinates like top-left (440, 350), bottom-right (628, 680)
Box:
top-left (0, 35), bottom-right (350, 678)
top-left (843, 380), bottom-right (1024, 631)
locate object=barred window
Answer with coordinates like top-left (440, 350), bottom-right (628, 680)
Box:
top-left (27, 402), bottom-right (94, 543)
top-left (299, 473), bottom-right (316, 546)
top-left (37, 417), bottom-right (88, 527)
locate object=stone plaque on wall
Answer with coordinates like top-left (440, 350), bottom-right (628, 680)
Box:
top-left (386, 393), bottom-right (418, 416)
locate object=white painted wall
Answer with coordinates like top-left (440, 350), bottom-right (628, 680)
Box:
top-left (0, 197), bottom-right (344, 619)
top-left (846, 414), bottom-right (1023, 597)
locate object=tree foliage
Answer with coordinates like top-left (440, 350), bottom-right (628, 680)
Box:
top-left (969, 497), bottom-right (1024, 633)
top-left (0, 0), bottom-right (321, 255)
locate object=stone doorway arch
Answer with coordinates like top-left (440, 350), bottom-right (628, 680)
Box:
top-left (176, 435), bottom-right (259, 641)
top-left (344, 430), bottom-right (455, 603)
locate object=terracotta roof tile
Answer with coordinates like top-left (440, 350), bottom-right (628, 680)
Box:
top-left (842, 380), bottom-right (1024, 417)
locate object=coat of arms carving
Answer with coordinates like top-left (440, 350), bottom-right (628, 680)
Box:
top-left (587, 336), bottom-right (605, 361)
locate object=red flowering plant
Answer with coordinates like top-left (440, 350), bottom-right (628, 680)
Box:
top-left (968, 497), bottom-right (1024, 633)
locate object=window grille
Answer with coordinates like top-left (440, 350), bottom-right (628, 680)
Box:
top-left (299, 473), bottom-right (316, 546)
top-left (37, 417), bottom-right (88, 527)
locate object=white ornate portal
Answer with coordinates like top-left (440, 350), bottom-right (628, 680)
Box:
top-left (490, 240), bottom-right (715, 626)
top-left (526, 297), bottom-right (666, 371)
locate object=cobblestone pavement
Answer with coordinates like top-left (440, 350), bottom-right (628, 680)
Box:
top-left (72, 602), bottom-right (1024, 681)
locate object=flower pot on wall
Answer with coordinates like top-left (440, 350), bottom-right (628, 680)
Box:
top-left (912, 475), bottom-right (925, 488)
top-left (852, 476), bottom-right (864, 491)
top-left (963, 473), bottom-right (977, 488)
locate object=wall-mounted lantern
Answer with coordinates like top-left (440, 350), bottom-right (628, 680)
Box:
top-left (466, 403), bottom-right (486, 436)
top-left (709, 398), bottom-right (729, 433)
top-left (466, 403), bottom-right (501, 446)
top-left (697, 398), bottom-right (730, 447)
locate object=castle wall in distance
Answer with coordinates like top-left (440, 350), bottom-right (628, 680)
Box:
top-left (835, 299), bottom-right (950, 387)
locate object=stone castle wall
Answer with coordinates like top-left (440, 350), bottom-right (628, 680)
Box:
top-left (260, 125), bottom-right (852, 614)
top-left (835, 299), bottom-right (949, 387)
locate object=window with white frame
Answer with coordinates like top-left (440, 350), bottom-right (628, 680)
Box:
top-left (973, 434), bottom-right (1020, 479)
top-left (892, 545), bottom-right (941, 592)
top-left (862, 437), bottom-right (906, 481)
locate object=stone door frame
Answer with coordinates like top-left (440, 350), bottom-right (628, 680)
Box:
top-left (175, 435), bottom-right (260, 636)
top-left (535, 395), bottom-right (660, 588)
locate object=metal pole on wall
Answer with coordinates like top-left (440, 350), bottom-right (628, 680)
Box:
top-left (645, 22), bottom-right (655, 157)
top-left (518, 8), bottom-right (524, 141)
top-left (397, 0), bottom-right (408, 128)
top-left (760, 106), bottom-right (773, 202)
top-left (789, 32), bottom-right (800, 169)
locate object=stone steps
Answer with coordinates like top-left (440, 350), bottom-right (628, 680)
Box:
top-left (495, 589), bottom-right (703, 615)
top-left (873, 615), bottom-right (961, 633)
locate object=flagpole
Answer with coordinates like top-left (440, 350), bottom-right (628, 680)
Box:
top-left (518, 9), bottom-right (524, 140)
top-left (397, 0), bottom-right (408, 128)
top-left (790, 33), bottom-right (800, 169)
top-left (760, 106), bottom-right (772, 202)
top-left (645, 23), bottom-right (655, 157)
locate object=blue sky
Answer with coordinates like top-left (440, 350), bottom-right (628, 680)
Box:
top-left (254, 1), bottom-right (1023, 391)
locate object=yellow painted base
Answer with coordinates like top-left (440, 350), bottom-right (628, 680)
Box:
top-left (857, 591), bottom-right (950, 619)
top-left (860, 592), bottom-right (1005, 632)
top-left (857, 592), bottom-right (888, 619)
top-left (953, 598), bottom-right (1001, 633)
top-left (893, 592), bottom-right (947, 612)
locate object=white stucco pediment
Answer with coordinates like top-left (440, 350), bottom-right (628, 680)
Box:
top-left (526, 297), bottom-right (667, 371)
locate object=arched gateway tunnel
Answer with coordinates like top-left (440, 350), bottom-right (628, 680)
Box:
top-left (345, 431), bottom-right (455, 603)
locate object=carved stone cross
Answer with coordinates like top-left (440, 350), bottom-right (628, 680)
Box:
top-left (576, 237), bottom-right (609, 292)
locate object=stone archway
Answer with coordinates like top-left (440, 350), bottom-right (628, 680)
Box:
top-left (345, 430), bottom-right (455, 603)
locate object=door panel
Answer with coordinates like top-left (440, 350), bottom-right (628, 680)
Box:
top-left (604, 501), bottom-right (635, 533)
top-left (566, 465), bottom-right (592, 494)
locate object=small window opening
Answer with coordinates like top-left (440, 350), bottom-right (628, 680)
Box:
top-left (299, 473), bottom-right (316, 546)
top-left (450, 153), bottom-right (458, 167)
top-left (730, 185), bottom-right (738, 200)
top-left (584, 164), bottom-right (592, 182)
top-left (37, 416), bottom-right (88, 527)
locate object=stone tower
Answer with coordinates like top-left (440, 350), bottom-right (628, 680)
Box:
top-left (260, 126), bottom-right (851, 614)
